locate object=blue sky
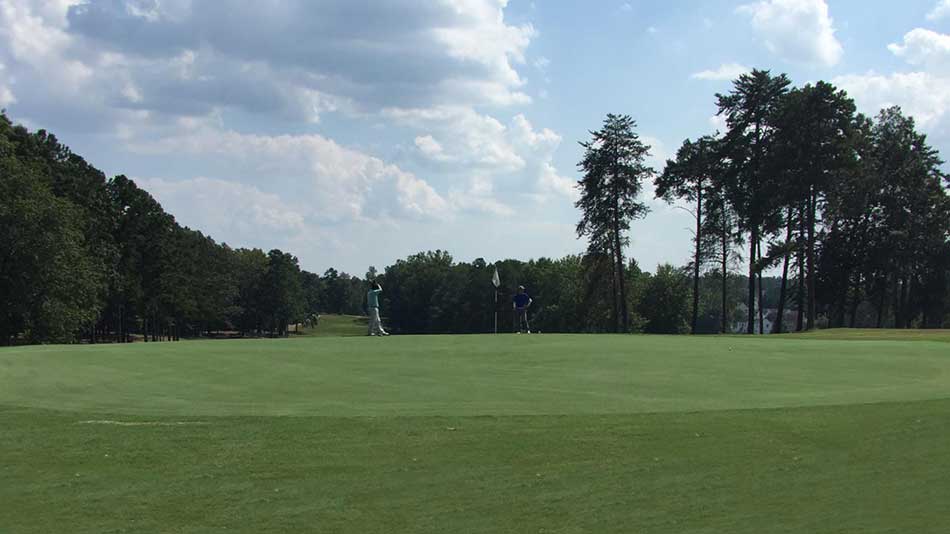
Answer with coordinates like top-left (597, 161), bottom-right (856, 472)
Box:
top-left (2, 0), bottom-right (949, 275)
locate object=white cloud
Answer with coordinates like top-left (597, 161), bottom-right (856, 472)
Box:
top-left (510, 113), bottom-right (561, 150)
top-left (620, 3), bottom-right (633, 12)
top-left (433, 0), bottom-right (536, 97)
top-left (927, 0), bottom-right (950, 21)
top-left (833, 71), bottom-right (950, 129)
top-left (137, 176), bottom-right (308, 237)
top-left (385, 106), bottom-right (575, 206)
top-left (0, 0), bottom-right (93, 93)
top-left (128, 124), bottom-right (450, 222)
top-left (508, 114), bottom-right (577, 201)
top-left (709, 114), bottom-right (728, 132)
top-left (120, 81), bottom-right (142, 104)
top-left (0, 62), bottom-right (14, 106)
top-left (0, 0), bottom-right (72, 62)
top-left (437, 78), bottom-right (532, 107)
top-left (537, 161), bottom-right (576, 200)
top-left (639, 135), bottom-right (668, 171)
top-left (385, 105), bottom-right (526, 172)
top-left (448, 175), bottom-right (515, 216)
top-left (414, 135), bottom-right (450, 161)
top-left (390, 168), bottom-right (450, 219)
top-left (510, 114), bottom-right (579, 202)
top-left (0, 84), bottom-right (13, 106)
top-left (0, 0), bottom-right (538, 133)
top-left (888, 29), bottom-right (950, 72)
top-left (738, 0), bottom-right (843, 67)
top-left (691, 63), bottom-right (751, 81)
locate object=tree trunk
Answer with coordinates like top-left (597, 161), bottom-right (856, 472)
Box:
top-left (615, 231), bottom-right (629, 333)
top-left (899, 276), bottom-right (910, 329)
top-left (834, 277), bottom-right (848, 328)
top-left (849, 279), bottom-right (860, 329)
top-left (773, 210), bottom-right (793, 334)
top-left (796, 202), bottom-right (806, 331)
top-left (691, 184), bottom-right (702, 335)
top-left (721, 204), bottom-right (728, 334)
top-left (876, 281), bottom-right (886, 328)
top-left (610, 255), bottom-right (619, 333)
top-left (757, 240), bottom-right (764, 335)
top-left (806, 188), bottom-right (817, 330)
top-left (747, 227), bottom-right (757, 334)
top-left (612, 181), bottom-right (629, 332)
top-left (895, 275), bottom-right (905, 329)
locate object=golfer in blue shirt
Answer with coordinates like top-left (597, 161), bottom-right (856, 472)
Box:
top-left (512, 285), bottom-right (533, 334)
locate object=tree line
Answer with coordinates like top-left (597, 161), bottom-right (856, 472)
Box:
top-left (578, 70), bottom-right (949, 335)
top-left (379, 251), bottom-right (706, 335)
top-left (2, 67), bottom-right (948, 344)
top-left (1, 113), bottom-right (375, 344)
top-left (0, 108), bottom-right (740, 342)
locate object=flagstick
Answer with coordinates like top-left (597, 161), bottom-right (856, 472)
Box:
top-left (492, 267), bottom-right (500, 334)
top-left (494, 290), bottom-right (497, 334)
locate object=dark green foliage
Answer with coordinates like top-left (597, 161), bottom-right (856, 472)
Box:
top-left (378, 252), bottom-right (595, 334)
top-left (318, 268), bottom-right (365, 316)
top-left (772, 82), bottom-right (858, 331)
top-left (260, 249), bottom-right (305, 336)
top-left (638, 264), bottom-right (691, 334)
top-left (672, 71), bottom-right (950, 334)
top-left (0, 114), bottom-right (315, 343)
top-left (818, 107), bottom-right (950, 329)
top-left (0, 118), bottom-right (103, 344)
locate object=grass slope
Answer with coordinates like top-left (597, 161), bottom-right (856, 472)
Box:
top-left (2, 332), bottom-right (949, 533)
top-left (294, 314), bottom-right (368, 338)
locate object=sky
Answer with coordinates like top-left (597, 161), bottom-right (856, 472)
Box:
top-left (2, 0), bottom-right (950, 276)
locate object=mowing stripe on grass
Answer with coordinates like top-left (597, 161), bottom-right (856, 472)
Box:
top-left (77, 420), bottom-right (210, 426)
top-left (3, 334), bottom-right (949, 417)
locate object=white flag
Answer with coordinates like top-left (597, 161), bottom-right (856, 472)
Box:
top-left (492, 267), bottom-right (500, 288)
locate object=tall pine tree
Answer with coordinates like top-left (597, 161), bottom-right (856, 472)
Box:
top-left (576, 114), bottom-right (653, 332)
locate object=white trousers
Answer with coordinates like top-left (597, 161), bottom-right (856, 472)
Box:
top-left (368, 307), bottom-right (387, 335)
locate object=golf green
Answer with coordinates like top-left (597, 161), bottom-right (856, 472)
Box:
top-left (2, 331), bottom-right (949, 533)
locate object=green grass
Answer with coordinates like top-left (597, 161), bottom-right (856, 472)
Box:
top-left (2, 331), bottom-right (949, 533)
top-left (780, 327), bottom-right (950, 343)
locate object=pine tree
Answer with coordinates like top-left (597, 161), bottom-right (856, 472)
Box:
top-left (656, 136), bottom-right (720, 334)
top-left (576, 114), bottom-right (653, 332)
top-left (716, 69), bottom-right (790, 334)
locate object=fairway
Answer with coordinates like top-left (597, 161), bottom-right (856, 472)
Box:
top-left (3, 332), bottom-right (950, 533)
